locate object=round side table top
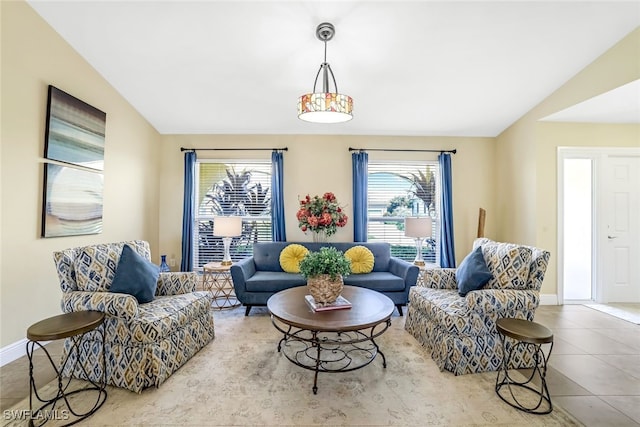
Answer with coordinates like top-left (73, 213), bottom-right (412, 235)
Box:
top-left (496, 318), bottom-right (553, 344)
top-left (267, 285), bottom-right (394, 332)
top-left (203, 262), bottom-right (231, 272)
top-left (27, 311), bottom-right (105, 341)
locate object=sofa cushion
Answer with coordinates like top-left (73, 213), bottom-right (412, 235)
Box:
top-left (74, 241), bottom-right (151, 292)
top-left (252, 242), bottom-right (393, 273)
top-left (344, 245), bottom-right (375, 274)
top-left (279, 244), bottom-right (309, 273)
top-left (245, 271), bottom-right (307, 292)
top-left (127, 292), bottom-right (211, 344)
top-left (409, 287), bottom-right (484, 336)
top-left (344, 272), bottom-right (405, 292)
top-left (473, 238), bottom-right (550, 291)
top-left (456, 246), bottom-right (492, 297)
top-left (252, 242), bottom-right (290, 272)
top-left (479, 242), bottom-right (533, 290)
top-left (110, 245), bottom-right (160, 303)
top-left (332, 242), bottom-right (391, 272)
top-left (75, 243), bottom-right (121, 292)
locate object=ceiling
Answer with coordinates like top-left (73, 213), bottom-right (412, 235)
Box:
top-left (27, 1), bottom-right (640, 137)
top-left (541, 78), bottom-right (640, 124)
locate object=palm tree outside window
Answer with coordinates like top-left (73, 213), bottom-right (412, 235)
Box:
top-left (193, 160), bottom-right (272, 269)
top-left (367, 161), bottom-right (440, 264)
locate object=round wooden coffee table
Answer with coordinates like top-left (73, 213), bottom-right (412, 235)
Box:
top-left (267, 285), bottom-right (394, 394)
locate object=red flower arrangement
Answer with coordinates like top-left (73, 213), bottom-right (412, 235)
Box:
top-left (296, 192), bottom-right (348, 237)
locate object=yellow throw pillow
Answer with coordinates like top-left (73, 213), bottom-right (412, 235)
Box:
top-left (345, 246), bottom-right (375, 274)
top-left (279, 244), bottom-right (309, 273)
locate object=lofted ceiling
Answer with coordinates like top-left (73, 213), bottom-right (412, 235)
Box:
top-left (541, 78), bottom-right (640, 124)
top-left (27, 1), bottom-right (640, 137)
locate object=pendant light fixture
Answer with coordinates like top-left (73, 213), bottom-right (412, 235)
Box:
top-left (297, 22), bottom-right (353, 123)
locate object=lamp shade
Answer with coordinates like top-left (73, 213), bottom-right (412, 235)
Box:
top-left (405, 217), bottom-right (432, 238)
top-left (298, 92), bottom-right (353, 123)
top-left (213, 216), bottom-right (242, 237)
top-left (298, 23), bottom-right (353, 124)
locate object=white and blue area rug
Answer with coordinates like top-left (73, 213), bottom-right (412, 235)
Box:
top-left (4, 307), bottom-right (579, 426)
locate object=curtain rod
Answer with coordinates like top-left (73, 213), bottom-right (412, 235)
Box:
top-left (180, 147), bottom-right (288, 152)
top-left (348, 147), bottom-right (456, 154)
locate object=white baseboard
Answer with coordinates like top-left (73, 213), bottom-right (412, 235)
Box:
top-left (0, 338), bottom-right (50, 366)
top-left (540, 294), bottom-right (559, 305)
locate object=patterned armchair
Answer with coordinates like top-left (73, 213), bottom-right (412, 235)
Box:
top-left (53, 240), bottom-right (215, 392)
top-left (405, 238), bottom-right (550, 375)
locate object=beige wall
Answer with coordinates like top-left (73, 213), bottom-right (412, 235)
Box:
top-left (496, 27), bottom-right (640, 296)
top-left (158, 135), bottom-right (496, 267)
top-left (535, 123), bottom-right (639, 296)
top-left (0, 2), bottom-right (161, 348)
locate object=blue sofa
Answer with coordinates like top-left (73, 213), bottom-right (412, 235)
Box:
top-left (230, 242), bottom-right (419, 316)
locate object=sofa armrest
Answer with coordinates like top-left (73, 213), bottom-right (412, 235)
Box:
top-left (389, 257), bottom-right (419, 289)
top-left (230, 257), bottom-right (256, 302)
top-left (60, 291), bottom-right (139, 321)
top-left (466, 289), bottom-right (539, 315)
top-left (421, 268), bottom-right (457, 290)
top-left (156, 272), bottom-right (198, 295)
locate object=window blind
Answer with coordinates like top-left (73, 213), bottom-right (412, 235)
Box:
top-left (194, 160), bottom-right (272, 269)
top-left (367, 161), bottom-right (439, 263)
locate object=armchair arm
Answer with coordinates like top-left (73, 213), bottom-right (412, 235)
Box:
top-left (156, 272), bottom-right (198, 296)
top-left (60, 291), bottom-right (139, 322)
top-left (466, 289), bottom-right (539, 316)
top-left (421, 268), bottom-right (457, 290)
top-left (230, 257), bottom-right (256, 302)
top-left (389, 257), bottom-right (419, 289)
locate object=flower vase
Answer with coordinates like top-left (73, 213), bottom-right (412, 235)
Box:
top-left (307, 274), bottom-right (343, 305)
top-left (312, 229), bottom-right (328, 243)
top-left (159, 255), bottom-right (171, 272)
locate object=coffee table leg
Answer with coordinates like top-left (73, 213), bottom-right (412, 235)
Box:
top-left (312, 331), bottom-right (320, 394)
top-left (370, 320), bottom-right (390, 368)
top-left (373, 342), bottom-right (387, 368)
top-left (271, 314), bottom-right (392, 395)
top-left (277, 324), bottom-right (293, 352)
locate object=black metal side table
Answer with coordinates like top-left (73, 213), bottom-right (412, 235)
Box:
top-left (26, 311), bottom-right (107, 426)
top-left (495, 317), bottom-right (554, 415)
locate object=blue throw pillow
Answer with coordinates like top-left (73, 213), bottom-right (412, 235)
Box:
top-left (456, 246), bottom-right (492, 297)
top-left (109, 244), bottom-right (159, 303)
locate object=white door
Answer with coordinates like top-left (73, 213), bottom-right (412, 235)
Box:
top-left (602, 155), bottom-right (640, 303)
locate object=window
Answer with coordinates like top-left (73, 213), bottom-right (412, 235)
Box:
top-left (193, 160), bottom-right (272, 270)
top-left (367, 161), bottom-right (439, 264)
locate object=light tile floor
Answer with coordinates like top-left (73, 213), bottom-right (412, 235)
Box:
top-left (1, 304), bottom-right (638, 426)
top-left (534, 304), bottom-right (640, 426)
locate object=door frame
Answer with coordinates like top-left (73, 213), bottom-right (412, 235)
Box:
top-left (557, 146), bottom-right (640, 305)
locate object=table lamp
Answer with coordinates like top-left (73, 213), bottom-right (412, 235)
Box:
top-left (405, 217), bottom-right (432, 266)
top-left (213, 216), bottom-right (242, 266)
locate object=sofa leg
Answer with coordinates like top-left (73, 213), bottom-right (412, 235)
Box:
top-left (244, 306), bottom-right (252, 316)
top-left (396, 305), bottom-right (403, 316)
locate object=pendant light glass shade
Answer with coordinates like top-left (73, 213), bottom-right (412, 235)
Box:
top-left (298, 23), bottom-right (353, 123)
top-left (297, 92), bottom-right (353, 123)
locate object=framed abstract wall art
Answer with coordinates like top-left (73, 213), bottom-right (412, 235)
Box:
top-left (42, 163), bottom-right (103, 237)
top-left (44, 85), bottom-right (106, 171)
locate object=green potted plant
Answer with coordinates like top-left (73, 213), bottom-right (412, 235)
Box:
top-left (299, 247), bottom-right (351, 305)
